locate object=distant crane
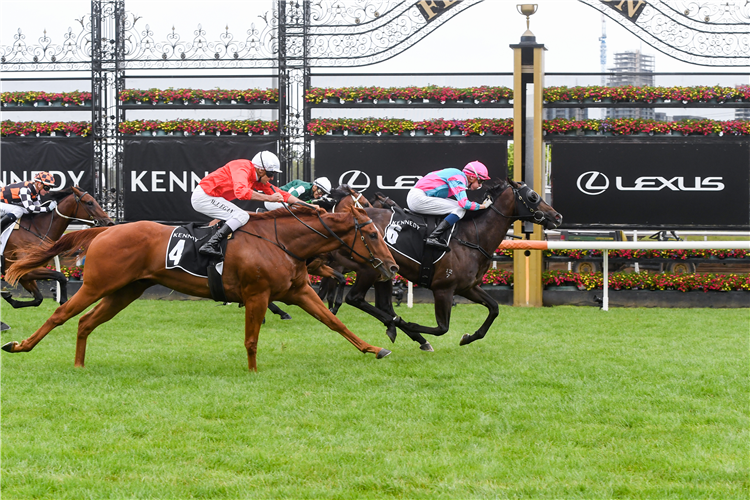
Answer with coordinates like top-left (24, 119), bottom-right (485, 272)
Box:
top-left (599, 13), bottom-right (607, 85)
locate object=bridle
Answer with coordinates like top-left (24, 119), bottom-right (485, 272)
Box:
top-left (331, 189), bottom-right (368, 212)
top-left (238, 204), bottom-right (384, 270)
top-left (488, 182), bottom-right (547, 224)
top-left (55, 189), bottom-right (111, 227)
top-left (18, 189), bottom-right (110, 241)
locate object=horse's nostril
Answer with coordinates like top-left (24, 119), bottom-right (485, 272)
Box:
top-left (390, 265), bottom-right (399, 275)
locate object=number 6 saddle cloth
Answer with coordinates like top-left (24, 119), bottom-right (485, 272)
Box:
top-left (165, 223), bottom-right (230, 278)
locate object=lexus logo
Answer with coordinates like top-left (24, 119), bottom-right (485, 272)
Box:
top-left (339, 170), bottom-right (371, 191)
top-left (577, 171), bottom-right (609, 196)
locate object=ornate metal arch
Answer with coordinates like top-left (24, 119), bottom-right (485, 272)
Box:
top-left (579, 0), bottom-right (750, 66)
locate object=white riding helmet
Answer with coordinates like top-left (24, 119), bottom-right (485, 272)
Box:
top-left (252, 151), bottom-right (281, 173)
top-left (313, 177), bottom-right (332, 194)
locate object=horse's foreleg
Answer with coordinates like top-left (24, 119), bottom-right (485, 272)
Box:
top-left (330, 270), bottom-right (346, 314)
top-left (1, 283), bottom-right (105, 355)
top-left (396, 287), bottom-right (454, 339)
top-left (3, 278), bottom-right (43, 308)
top-left (244, 294), bottom-right (270, 372)
top-left (455, 285), bottom-right (499, 346)
top-left (372, 280), bottom-right (430, 349)
top-left (289, 285), bottom-right (390, 359)
top-left (75, 281), bottom-right (152, 367)
top-left (267, 302), bottom-right (291, 320)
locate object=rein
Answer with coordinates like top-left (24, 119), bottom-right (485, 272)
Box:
top-left (237, 206), bottom-right (384, 270)
top-left (453, 219), bottom-right (494, 260)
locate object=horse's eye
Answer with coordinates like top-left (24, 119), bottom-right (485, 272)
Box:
top-left (369, 232), bottom-right (377, 240)
top-left (87, 201), bottom-right (94, 206)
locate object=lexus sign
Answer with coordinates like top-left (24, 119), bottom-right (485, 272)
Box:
top-left (551, 139), bottom-right (749, 229)
top-left (314, 138), bottom-right (508, 208)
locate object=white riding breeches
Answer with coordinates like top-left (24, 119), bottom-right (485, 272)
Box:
top-left (264, 201), bottom-right (286, 211)
top-left (406, 189), bottom-right (467, 218)
top-left (191, 186), bottom-right (249, 232)
top-left (0, 203), bottom-right (26, 257)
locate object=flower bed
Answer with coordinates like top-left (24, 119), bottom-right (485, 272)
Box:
top-left (494, 248), bottom-right (748, 259)
top-left (45, 265), bottom-right (84, 280)
top-left (118, 88), bottom-right (279, 105)
top-left (304, 84), bottom-right (749, 105)
top-left (305, 85), bottom-right (512, 104)
top-left (543, 118), bottom-right (749, 136)
top-left (118, 119), bottom-right (279, 135)
top-left (307, 118), bottom-right (512, 136)
top-left (1, 120), bottom-right (92, 137)
top-left (543, 270), bottom-right (749, 292)
top-left (1, 90), bottom-right (92, 106)
top-left (308, 117), bottom-right (747, 137)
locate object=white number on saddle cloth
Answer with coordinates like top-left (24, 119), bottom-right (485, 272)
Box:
top-left (168, 239), bottom-right (185, 265)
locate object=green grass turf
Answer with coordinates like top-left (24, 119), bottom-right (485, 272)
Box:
top-left (1, 299), bottom-right (748, 499)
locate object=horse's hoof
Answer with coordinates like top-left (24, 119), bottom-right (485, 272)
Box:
top-left (385, 325), bottom-right (397, 343)
top-left (2, 341), bottom-right (17, 352)
top-left (376, 348), bottom-right (391, 359)
top-left (1, 291), bottom-right (12, 299)
top-left (279, 313), bottom-right (292, 320)
top-left (419, 342), bottom-right (434, 352)
top-left (459, 334), bottom-right (472, 346)
top-left (0, 322), bottom-right (10, 332)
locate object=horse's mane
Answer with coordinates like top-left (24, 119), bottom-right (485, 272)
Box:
top-left (329, 184), bottom-right (354, 204)
top-left (42, 187), bottom-right (75, 202)
top-left (248, 203), bottom-right (326, 221)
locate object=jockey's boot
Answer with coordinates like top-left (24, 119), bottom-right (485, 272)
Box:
top-left (1, 213), bottom-right (18, 233)
top-left (199, 224), bottom-right (233, 258)
top-left (425, 220), bottom-right (452, 252)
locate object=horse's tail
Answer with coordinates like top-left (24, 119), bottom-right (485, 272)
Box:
top-left (5, 227), bottom-right (110, 286)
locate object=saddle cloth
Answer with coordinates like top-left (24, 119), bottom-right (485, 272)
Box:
top-left (383, 208), bottom-right (454, 265)
top-left (165, 223), bottom-right (229, 278)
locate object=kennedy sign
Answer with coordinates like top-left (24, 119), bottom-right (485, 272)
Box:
top-left (550, 139), bottom-right (750, 229)
top-left (314, 138), bottom-right (508, 208)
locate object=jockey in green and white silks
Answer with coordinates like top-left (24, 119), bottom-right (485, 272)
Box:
top-left (265, 177), bottom-right (332, 210)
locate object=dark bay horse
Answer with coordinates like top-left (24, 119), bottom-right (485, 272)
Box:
top-left (2, 186), bottom-right (113, 308)
top-left (3, 205), bottom-right (399, 371)
top-left (334, 179), bottom-right (562, 351)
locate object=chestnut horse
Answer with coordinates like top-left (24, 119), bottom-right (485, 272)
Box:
top-left (3, 205), bottom-right (399, 371)
top-left (2, 186), bottom-right (113, 308)
top-left (331, 179), bottom-right (562, 351)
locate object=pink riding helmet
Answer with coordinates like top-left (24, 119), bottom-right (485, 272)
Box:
top-left (462, 161), bottom-right (490, 180)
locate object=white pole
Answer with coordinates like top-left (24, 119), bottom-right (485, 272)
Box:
top-left (407, 281), bottom-right (413, 308)
top-left (633, 230), bottom-right (639, 273)
top-left (602, 250), bottom-right (609, 311)
top-left (54, 256), bottom-right (62, 303)
top-left (545, 241), bottom-right (750, 250)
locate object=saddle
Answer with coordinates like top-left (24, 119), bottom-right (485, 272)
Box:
top-left (383, 208), bottom-right (455, 288)
top-left (165, 223), bottom-right (230, 301)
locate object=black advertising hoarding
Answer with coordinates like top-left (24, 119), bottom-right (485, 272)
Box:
top-left (314, 137), bottom-right (509, 208)
top-left (0, 137), bottom-right (94, 192)
top-left (123, 137), bottom-right (277, 223)
top-left (550, 138), bottom-right (750, 230)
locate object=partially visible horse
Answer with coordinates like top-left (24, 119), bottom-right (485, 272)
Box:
top-left (332, 179), bottom-right (562, 351)
top-left (2, 186), bottom-right (113, 308)
top-left (3, 205), bottom-right (399, 371)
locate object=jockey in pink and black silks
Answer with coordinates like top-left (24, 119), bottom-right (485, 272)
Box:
top-left (406, 161), bottom-right (492, 251)
top-left (191, 151), bottom-right (304, 257)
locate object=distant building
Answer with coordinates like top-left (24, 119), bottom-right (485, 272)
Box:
top-left (606, 50), bottom-right (655, 120)
top-left (543, 107), bottom-right (588, 121)
top-left (673, 115), bottom-right (707, 121)
top-left (736, 108), bottom-right (750, 120)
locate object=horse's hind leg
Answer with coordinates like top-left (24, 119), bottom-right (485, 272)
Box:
top-left (243, 292), bottom-right (271, 372)
top-left (455, 285), bottom-right (499, 346)
top-left (3, 278), bottom-right (44, 308)
top-left (289, 285), bottom-right (390, 359)
top-left (1, 283), bottom-right (106, 354)
top-left (74, 281), bottom-right (152, 367)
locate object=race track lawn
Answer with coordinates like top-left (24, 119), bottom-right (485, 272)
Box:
top-left (1, 299), bottom-right (748, 499)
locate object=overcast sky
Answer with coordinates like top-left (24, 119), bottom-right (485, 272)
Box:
top-left (2, 0), bottom-right (749, 75)
top-left (1, 0), bottom-right (747, 122)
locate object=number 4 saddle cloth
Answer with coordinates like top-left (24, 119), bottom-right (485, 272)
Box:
top-left (165, 223), bottom-right (230, 278)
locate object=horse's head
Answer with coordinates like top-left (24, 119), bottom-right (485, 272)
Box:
top-left (348, 205), bottom-right (398, 280)
top-left (329, 184), bottom-right (371, 212)
top-left (68, 186), bottom-right (115, 226)
top-left (368, 192), bottom-right (399, 210)
top-left (485, 178), bottom-right (562, 230)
